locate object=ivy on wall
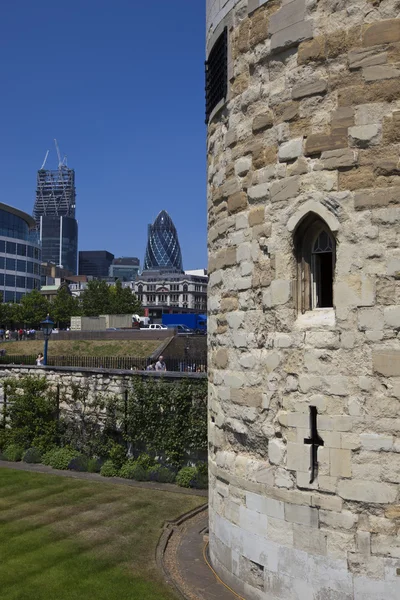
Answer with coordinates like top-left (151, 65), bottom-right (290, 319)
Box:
top-left (0, 375), bottom-right (207, 468)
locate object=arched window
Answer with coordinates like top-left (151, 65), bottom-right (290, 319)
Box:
top-left (294, 214), bottom-right (336, 313)
top-left (183, 284), bottom-right (188, 293)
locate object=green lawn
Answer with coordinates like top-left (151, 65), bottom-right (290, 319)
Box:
top-left (0, 469), bottom-right (204, 600)
top-left (0, 339), bottom-right (162, 357)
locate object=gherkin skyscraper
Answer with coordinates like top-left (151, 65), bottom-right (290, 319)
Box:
top-left (143, 210), bottom-right (183, 272)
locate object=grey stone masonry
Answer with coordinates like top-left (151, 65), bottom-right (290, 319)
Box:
top-left (207, 0), bottom-right (400, 598)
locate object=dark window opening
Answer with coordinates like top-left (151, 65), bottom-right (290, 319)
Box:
top-left (294, 214), bottom-right (336, 313)
top-left (205, 28), bottom-right (228, 122)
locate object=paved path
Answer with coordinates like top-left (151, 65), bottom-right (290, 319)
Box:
top-left (162, 509), bottom-right (239, 600)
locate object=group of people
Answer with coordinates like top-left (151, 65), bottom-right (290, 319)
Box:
top-left (0, 328), bottom-right (36, 341)
top-left (146, 355), bottom-right (166, 371)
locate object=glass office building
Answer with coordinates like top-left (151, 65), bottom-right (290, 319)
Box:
top-left (0, 203), bottom-right (41, 302)
top-left (109, 257), bottom-right (140, 281)
top-left (34, 164), bottom-right (78, 274)
top-left (79, 250), bottom-right (115, 278)
top-left (39, 215), bottom-right (78, 275)
top-left (143, 210), bottom-right (183, 272)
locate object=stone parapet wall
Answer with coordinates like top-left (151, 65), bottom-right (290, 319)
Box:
top-left (207, 0), bottom-right (400, 598)
top-left (0, 364), bottom-right (205, 404)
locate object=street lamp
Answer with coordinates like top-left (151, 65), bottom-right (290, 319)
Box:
top-left (40, 315), bottom-right (54, 366)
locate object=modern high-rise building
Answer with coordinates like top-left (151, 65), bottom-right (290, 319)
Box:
top-left (79, 251), bottom-right (114, 278)
top-left (0, 202), bottom-right (41, 302)
top-left (109, 257), bottom-right (140, 281)
top-left (143, 210), bottom-right (183, 272)
top-left (33, 145), bottom-right (78, 274)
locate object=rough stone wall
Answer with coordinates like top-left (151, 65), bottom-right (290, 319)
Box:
top-left (0, 365), bottom-right (205, 407)
top-left (207, 1), bottom-right (400, 598)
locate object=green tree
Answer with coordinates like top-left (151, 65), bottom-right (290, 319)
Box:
top-left (51, 285), bottom-right (81, 328)
top-left (109, 280), bottom-right (142, 315)
top-left (19, 291), bottom-right (50, 328)
top-left (80, 280), bottom-right (112, 317)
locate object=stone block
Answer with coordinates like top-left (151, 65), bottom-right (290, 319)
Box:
top-left (363, 19), bottom-right (400, 47)
top-left (285, 503), bottom-right (319, 527)
top-left (214, 348), bottom-right (229, 369)
top-left (252, 112), bottom-right (273, 133)
top-left (330, 107), bottom-right (355, 130)
top-left (248, 206), bottom-right (265, 227)
top-left (248, 183), bottom-right (270, 202)
top-left (354, 187), bottom-right (400, 210)
top-left (278, 137), bottom-right (303, 162)
top-left (338, 479), bottom-right (397, 503)
top-left (305, 129), bottom-right (348, 155)
top-left (363, 65), bottom-right (400, 81)
top-left (298, 36), bottom-right (325, 64)
top-left (361, 433), bottom-right (393, 451)
top-left (320, 510), bottom-right (357, 530)
top-left (348, 124), bottom-right (381, 147)
top-left (225, 129), bottom-right (237, 147)
top-left (270, 19), bottom-right (313, 53)
top-left (246, 491), bottom-right (285, 519)
top-left (239, 505), bottom-right (268, 536)
top-left (268, 439), bottom-right (285, 466)
top-left (384, 306), bottom-right (400, 328)
top-left (231, 388), bottom-right (263, 408)
top-left (270, 176), bottom-right (299, 202)
top-left (292, 78), bottom-right (327, 100)
top-left (270, 279), bottom-right (291, 305)
top-left (371, 534), bottom-right (400, 559)
top-left (267, 517), bottom-right (294, 546)
top-left (330, 448), bottom-right (352, 478)
top-left (348, 48), bottom-right (388, 70)
top-left (358, 307), bottom-right (383, 331)
top-left (235, 157), bottom-right (252, 177)
top-left (228, 191), bottom-right (248, 214)
top-left (293, 523), bottom-right (327, 555)
top-left (286, 442), bottom-right (310, 473)
top-left (373, 350), bottom-right (400, 376)
top-left (268, 0), bottom-right (305, 35)
top-left (322, 148), bottom-right (357, 170)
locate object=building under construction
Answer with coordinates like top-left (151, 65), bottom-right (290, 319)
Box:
top-left (33, 141), bottom-right (78, 274)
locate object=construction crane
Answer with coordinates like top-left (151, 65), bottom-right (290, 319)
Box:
top-left (54, 139), bottom-right (62, 168)
top-left (40, 150), bottom-right (49, 170)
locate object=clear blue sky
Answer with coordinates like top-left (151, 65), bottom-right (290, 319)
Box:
top-left (0, 1), bottom-right (207, 269)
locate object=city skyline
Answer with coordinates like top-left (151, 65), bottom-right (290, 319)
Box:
top-left (0, 1), bottom-right (206, 269)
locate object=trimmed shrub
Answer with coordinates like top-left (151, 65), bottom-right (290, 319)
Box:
top-left (129, 464), bottom-right (148, 481)
top-left (119, 459), bottom-right (149, 481)
top-left (193, 471), bottom-right (208, 489)
top-left (197, 461), bottom-right (208, 476)
top-left (3, 444), bottom-right (24, 462)
top-left (156, 467), bottom-right (176, 484)
top-left (87, 457), bottom-right (102, 473)
top-left (23, 447), bottom-right (42, 464)
top-left (147, 464), bottom-right (161, 481)
top-left (42, 448), bottom-right (80, 470)
top-left (135, 453), bottom-right (155, 470)
top-left (176, 466), bottom-right (197, 488)
top-left (100, 460), bottom-right (119, 477)
top-left (109, 444), bottom-right (126, 469)
top-left (68, 455), bottom-right (89, 472)
top-left (0, 428), bottom-right (9, 451)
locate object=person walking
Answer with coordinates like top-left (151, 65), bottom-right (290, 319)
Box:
top-left (155, 355), bottom-right (166, 371)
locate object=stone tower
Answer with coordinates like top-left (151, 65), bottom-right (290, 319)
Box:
top-left (206, 1), bottom-right (400, 598)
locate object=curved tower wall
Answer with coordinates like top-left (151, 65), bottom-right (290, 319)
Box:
top-left (207, 1), bottom-right (400, 599)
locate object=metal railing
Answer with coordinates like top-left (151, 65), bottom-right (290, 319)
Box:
top-left (0, 354), bottom-right (208, 373)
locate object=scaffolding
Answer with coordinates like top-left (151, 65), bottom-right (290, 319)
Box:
top-left (34, 166), bottom-right (76, 225)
